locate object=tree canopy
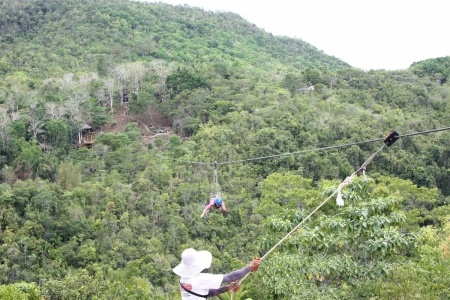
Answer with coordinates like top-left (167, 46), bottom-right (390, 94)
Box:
top-left (0, 0), bottom-right (450, 299)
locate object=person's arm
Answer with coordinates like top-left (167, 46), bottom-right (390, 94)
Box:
top-left (206, 259), bottom-right (260, 297)
top-left (200, 203), bottom-right (213, 218)
top-left (201, 199), bottom-right (214, 217)
top-left (207, 285), bottom-right (231, 297)
top-left (221, 201), bottom-right (227, 212)
top-left (222, 258), bottom-right (261, 283)
top-left (222, 266), bottom-right (250, 283)
top-left (207, 282), bottom-right (240, 297)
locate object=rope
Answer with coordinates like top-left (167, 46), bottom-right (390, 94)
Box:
top-left (233, 143), bottom-right (387, 292)
top-left (213, 162), bottom-right (220, 197)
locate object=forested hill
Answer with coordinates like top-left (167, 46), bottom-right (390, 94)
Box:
top-left (0, 0), bottom-right (349, 79)
top-left (1, 0), bottom-right (450, 299)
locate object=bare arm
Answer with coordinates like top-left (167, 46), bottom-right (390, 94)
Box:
top-left (201, 199), bottom-right (214, 217)
top-left (201, 203), bottom-right (213, 217)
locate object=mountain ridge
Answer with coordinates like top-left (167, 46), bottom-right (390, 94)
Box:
top-left (0, 0), bottom-right (351, 80)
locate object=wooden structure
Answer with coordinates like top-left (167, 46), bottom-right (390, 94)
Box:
top-left (78, 124), bottom-right (95, 148)
top-left (122, 88), bottom-right (129, 104)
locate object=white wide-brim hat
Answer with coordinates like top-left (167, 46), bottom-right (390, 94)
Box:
top-left (173, 248), bottom-right (212, 278)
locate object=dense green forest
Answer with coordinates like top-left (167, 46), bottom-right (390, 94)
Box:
top-left (0, 0), bottom-right (450, 299)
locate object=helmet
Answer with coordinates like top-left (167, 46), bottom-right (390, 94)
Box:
top-left (214, 197), bottom-right (223, 206)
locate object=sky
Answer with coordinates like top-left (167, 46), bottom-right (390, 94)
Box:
top-left (143, 0), bottom-right (450, 70)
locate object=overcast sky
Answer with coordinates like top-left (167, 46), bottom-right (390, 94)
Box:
top-left (143, 0), bottom-right (450, 70)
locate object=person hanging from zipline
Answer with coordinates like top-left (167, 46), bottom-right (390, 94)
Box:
top-left (201, 195), bottom-right (227, 218)
top-left (202, 162), bottom-right (226, 218)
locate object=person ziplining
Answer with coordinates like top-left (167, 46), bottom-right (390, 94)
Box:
top-left (201, 162), bottom-right (227, 217)
top-left (201, 195), bottom-right (227, 218)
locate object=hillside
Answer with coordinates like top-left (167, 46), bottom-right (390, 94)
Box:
top-left (0, 0), bottom-right (349, 80)
top-left (0, 0), bottom-right (450, 299)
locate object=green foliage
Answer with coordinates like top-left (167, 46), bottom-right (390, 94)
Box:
top-left (12, 138), bottom-right (44, 179)
top-left (41, 269), bottom-right (167, 300)
top-left (0, 282), bottom-right (40, 300)
top-left (355, 226), bottom-right (450, 299)
top-left (219, 286), bottom-right (252, 300)
top-left (256, 173), bottom-right (321, 217)
top-left (56, 162), bottom-right (81, 190)
top-left (0, 0), bottom-right (449, 299)
top-left (95, 133), bottom-right (134, 151)
top-left (166, 68), bottom-right (208, 97)
top-left (253, 179), bottom-right (418, 299)
top-left (44, 119), bottom-right (70, 153)
top-left (410, 56), bottom-right (450, 83)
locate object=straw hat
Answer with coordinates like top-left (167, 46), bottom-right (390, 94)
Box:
top-left (173, 248), bottom-right (213, 278)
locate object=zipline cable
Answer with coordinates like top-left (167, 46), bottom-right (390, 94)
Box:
top-left (153, 126), bottom-right (450, 166)
top-left (153, 137), bottom-right (384, 166)
top-left (231, 132), bottom-right (400, 297)
top-left (396, 126), bottom-right (450, 138)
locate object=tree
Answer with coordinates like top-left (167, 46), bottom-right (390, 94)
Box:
top-left (97, 77), bottom-right (116, 113)
top-left (43, 119), bottom-right (70, 152)
top-left (166, 68), bottom-right (208, 97)
top-left (56, 162), bottom-right (81, 191)
top-left (0, 109), bottom-right (12, 150)
top-left (253, 179), bottom-right (416, 299)
top-left (112, 62), bottom-right (149, 106)
top-left (255, 173), bottom-right (321, 217)
top-left (27, 102), bottom-right (46, 139)
top-left (355, 225), bottom-right (450, 299)
top-left (13, 138), bottom-right (43, 179)
top-left (0, 282), bottom-right (41, 300)
top-left (150, 59), bottom-right (174, 104)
